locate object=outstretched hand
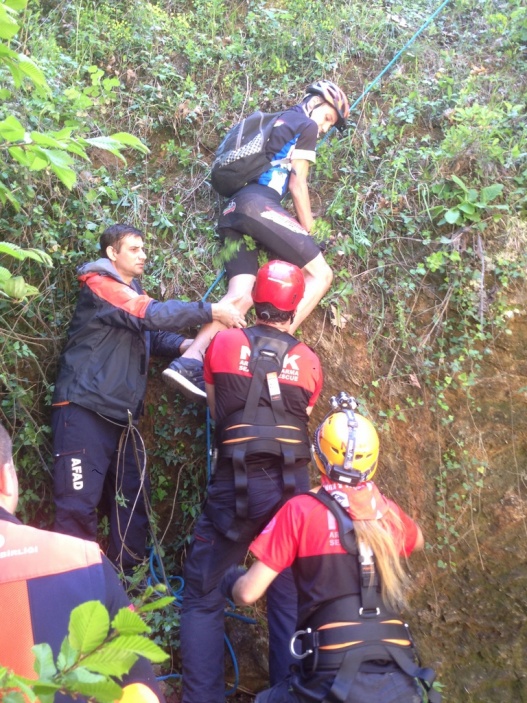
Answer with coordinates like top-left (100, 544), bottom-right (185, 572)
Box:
top-left (211, 300), bottom-right (247, 328)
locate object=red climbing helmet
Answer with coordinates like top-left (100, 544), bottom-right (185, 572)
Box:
top-left (252, 260), bottom-right (305, 312)
top-left (305, 80), bottom-right (350, 130)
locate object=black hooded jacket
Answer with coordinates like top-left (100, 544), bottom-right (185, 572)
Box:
top-left (52, 258), bottom-right (212, 421)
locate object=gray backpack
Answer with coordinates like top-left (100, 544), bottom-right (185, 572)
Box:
top-left (210, 110), bottom-right (290, 197)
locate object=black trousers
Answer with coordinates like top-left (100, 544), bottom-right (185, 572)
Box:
top-left (52, 403), bottom-right (150, 571)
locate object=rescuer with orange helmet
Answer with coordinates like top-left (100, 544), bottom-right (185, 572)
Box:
top-left (220, 392), bottom-right (441, 703)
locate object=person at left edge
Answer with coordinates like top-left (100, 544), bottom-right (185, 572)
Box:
top-left (0, 421), bottom-right (164, 703)
top-left (51, 223), bottom-right (246, 573)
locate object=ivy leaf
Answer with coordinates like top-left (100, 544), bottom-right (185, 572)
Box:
top-left (444, 209), bottom-right (461, 224)
top-left (68, 601), bottom-right (110, 654)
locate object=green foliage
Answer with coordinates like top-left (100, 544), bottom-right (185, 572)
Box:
top-left (0, 0), bottom-right (527, 689)
top-left (429, 174), bottom-right (507, 228)
top-left (0, 241), bottom-right (52, 299)
top-left (0, 0), bottom-right (149, 197)
top-left (0, 592), bottom-right (172, 703)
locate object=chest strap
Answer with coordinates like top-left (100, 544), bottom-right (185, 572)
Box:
top-left (295, 495), bottom-right (442, 703)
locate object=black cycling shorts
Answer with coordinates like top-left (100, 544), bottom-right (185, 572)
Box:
top-left (217, 183), bottom-right (322, 278)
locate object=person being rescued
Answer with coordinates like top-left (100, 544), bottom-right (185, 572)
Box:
top-left (221, 392), bottom-right (441, 703)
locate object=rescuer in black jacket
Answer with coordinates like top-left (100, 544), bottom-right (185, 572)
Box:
top-left (52, 223), bottom-right (246, 572)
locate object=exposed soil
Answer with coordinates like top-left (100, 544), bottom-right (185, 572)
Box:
top-left (144, 282), bottom-right (527, 703)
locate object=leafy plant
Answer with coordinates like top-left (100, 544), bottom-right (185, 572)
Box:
top-left (0, 0), bottom-right (149, 201)
top-left (0, 242), bottom-right (52, 299)
top-left (429, 174), bottom-right (508, 228)
top-left (0, 588), bottom-right (173, 703)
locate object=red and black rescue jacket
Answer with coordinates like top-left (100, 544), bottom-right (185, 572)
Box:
top-left (0, 508), bottom-right (163, 700)
top-left (52, 258), bottom-right (212, 421)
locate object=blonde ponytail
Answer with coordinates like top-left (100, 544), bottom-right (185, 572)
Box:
top-left (353, 507), bottom-right (410, 611)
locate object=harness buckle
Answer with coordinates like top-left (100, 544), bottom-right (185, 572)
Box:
top-left (359, 607), bottom-right (380, 618)
top-left (290, 628), bottom-right (314, 659)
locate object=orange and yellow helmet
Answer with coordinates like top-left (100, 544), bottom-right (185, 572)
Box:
top-left (313, 393), bottom-right (379, 485)
top-left (118, 684), bottom-right (159, 703)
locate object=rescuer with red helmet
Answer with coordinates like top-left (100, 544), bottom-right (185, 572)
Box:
top-left (163, 80), bottom-right (350, 402)
top-left (179, 260), bottom-right (324, 703)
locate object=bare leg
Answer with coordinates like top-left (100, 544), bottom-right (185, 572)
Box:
top-left (181, 273), bottom-right (256, 361)
top-left (290, 252), bottom-right (333, 334)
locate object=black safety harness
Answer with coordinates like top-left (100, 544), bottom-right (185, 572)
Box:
top-left (214, 326), bottom-right (311, 540)
top-left (289, 488), bottom-right (441, 703)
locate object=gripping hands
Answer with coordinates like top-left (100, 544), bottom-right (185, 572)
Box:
top-left (211, 299), bottom-right (247, 328)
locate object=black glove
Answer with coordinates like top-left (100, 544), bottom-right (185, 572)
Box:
top-left (220, 565), bottom-right (247, 601)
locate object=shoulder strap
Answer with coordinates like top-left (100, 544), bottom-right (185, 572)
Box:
top-left (243, 326), bottom-right (298, 424)
top-left (221, 326), bottom-right (302, 529)
top-left (306, 488), bottom-right (358, 555)
top-left (307, 489), bottom-right (381, 613)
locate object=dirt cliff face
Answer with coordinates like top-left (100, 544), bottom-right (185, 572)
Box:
top-left (146, 287), bottom-right (527, 702)
top-left (292, 294), bottom-right (527, 702)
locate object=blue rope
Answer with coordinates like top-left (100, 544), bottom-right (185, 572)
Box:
top-left (202, 268), bottom-right (226, 303)
top-left (320, 0), bottom-right (452, 146)
top-left (149, 546), bottom-right (255, 695)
